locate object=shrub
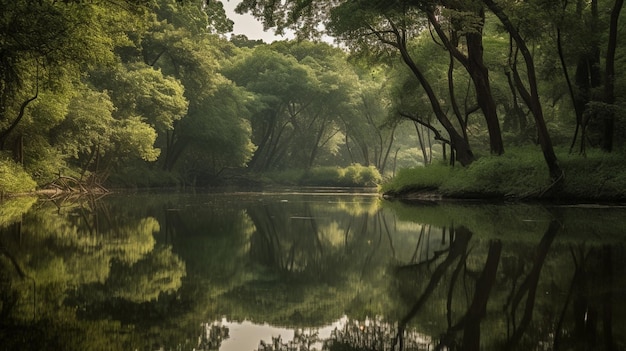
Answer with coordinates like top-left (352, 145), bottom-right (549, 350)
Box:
top-left (265, 164), bottom-right (382, 187)
top-left (383, 147), bottom-right (626, 200)
top-left (340, 164), bottom-right (382, 187)
top-left (560, 150), bottom-right (626, 200)
top-left (380, 163), bottom-right (450, 194)
top-left (0, 158), bottom-right (37, 194)
top-left (301, 167), bottom-right (344, 186)
top-left (441, 149), bottom-right (550, 197)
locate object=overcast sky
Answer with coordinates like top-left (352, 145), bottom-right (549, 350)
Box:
top-left (221, 1), bottom-right (294, 42)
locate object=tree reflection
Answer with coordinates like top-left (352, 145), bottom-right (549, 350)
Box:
top-left (0, 196), bottom-right (189, 350)
top-left (326, 317), bottom-right (427, 351)
top-left (197, 322), bottom-right (229, 350)
top-left (2, 195), bottom-right (626, 351)
top-left (503, 219), bottom-right (559, 348)
top-left (553, 243), bottom-right (622, 351)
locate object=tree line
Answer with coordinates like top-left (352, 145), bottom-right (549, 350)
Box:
top-left (237, 0), bottom-right (626, 184)
top-left (1, 0), bottom-right (625, 190)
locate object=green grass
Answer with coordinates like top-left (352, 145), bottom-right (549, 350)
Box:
top-left (382, 147), bottom-right (626, 201)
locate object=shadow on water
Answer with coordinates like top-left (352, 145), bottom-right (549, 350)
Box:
top-left (0, 192), bottom-right (625, 350)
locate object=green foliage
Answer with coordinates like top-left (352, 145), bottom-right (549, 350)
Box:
top-left (384, 148), bottom-right (626, 200)
top-left (90, 62), bottom-right (188, 133)
top-left (382, 148), bottom-right (551, 198)
top-left (0, 196), bottom-right (36, 225)
top-left (23, 140), bottom-right (67, 185)
top-left (380, 163), bottom-right (451, 194)
top-left (53, 88), bottom-right (115, 159)
top-left (560, 150), bottom-right (626, 200)
top-left (107, 164), bottom-right (181, 188)
top-left (299, 164), bottom-right (382, 187)
top-left (341, 164), bottom-right (382, 187)
top-left (114, 117), bottom-right (161, 162)
top-left (301, 167), bottom-right (344, 186)
top-left (3, 0), bottom-right (626, 197)
top-left (0, 158), bottom-right (36, 193)
top-left (440, 148), bottom-right (551, 197)
top-left (262, 164), bottom-right (382, 187)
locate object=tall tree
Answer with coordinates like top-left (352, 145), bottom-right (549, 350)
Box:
top-left (423, 2), bottom-right (504, 155)
top-left (602, 0), bottom-right (624, 152)
top-left (136, 1), bottom-right (254, 179)
top-left (329, 1), bottom-right (475, 165)
top-left (481, 0), bottom-right (563, 183)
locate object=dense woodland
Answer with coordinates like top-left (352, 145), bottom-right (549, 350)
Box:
top-left (1, 0), bottom-right (626, 194)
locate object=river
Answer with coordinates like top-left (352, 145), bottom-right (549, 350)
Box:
top-left (0, 190), bottom-right (624, 350)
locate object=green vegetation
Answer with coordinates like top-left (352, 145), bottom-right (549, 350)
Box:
top-left (262, 164), bottom-right (382, 187)
top-left (2, 0), bottom-right (626, 198)
top-left (2, 192), bottom-right (625, 350)
top-left (0, 158), bottom-right (37, 194)
top-left (381, 148), bottom-right (626, 201)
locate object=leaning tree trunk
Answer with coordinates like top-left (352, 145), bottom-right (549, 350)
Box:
top-left (393, 23), bottom-right (475, 166)
top-left (483, 0), bottom-right (563, 183)
top-left (427, 8), bottom-right (504, 155)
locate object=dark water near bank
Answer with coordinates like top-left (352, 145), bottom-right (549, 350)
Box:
top-left (0, 190), bottom-right (625, 350)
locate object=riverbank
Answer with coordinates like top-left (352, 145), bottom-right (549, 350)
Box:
top-left (380, 149), bottom-right (626, 203)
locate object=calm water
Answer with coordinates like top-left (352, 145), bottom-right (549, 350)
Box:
top-left (0, 190), bottom-right (624, 351)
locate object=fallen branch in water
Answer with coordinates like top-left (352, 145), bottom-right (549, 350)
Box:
top-left (41, 175), bottom-right (108, 195)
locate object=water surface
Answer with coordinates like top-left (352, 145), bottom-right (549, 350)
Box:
top-left (0, 191), bottom-right (624, 350)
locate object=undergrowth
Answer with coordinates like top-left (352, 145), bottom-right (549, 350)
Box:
top-left (0, 158), bottom-right (37, 194)
top-left (265, 164), bottom-right (382, 187)
top-left (382, 148), bottom-right (626, 201)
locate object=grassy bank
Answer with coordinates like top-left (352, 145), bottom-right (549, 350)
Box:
top-left (381, 148), bottom-right (626, 202)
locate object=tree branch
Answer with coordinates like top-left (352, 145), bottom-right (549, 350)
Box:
top-left (399, 112), bottom-right (450, 144)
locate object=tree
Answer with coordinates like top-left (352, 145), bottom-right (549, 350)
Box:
top-left (0, 0), bottom-right (121, 152)
top-left (236, 0), bottom-right (476, 166)
top-left (136, 4), bottom-right (255, 181)
top-left (52, 88), bottom-right (117, 179)
top-left (224, 42), bottom-right (357, 171)
top-left (341, 66), bottom-right (398, 172)
top-left (91, 63), bottom-right (188, 135)
top-left (481, 0), bottom-right (564, 183)
top-left (332, 1), bottom-right (476, 166)
top-left (422, 2), bottom-right (504, 155)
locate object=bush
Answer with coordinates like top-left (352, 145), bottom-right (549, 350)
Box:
top-left (301, 167), bottom-right (344, 186)
top-left (340, 164), bottom-right (382, 187)
top-left (441, 149), bottom-right (550, 197)
top-left (380, 163), bottom-right (451, 194)
top-left (560, 150), bottom-right (626, 200)
top-left (0, 158), bottom-right (37, 194)
top-left (382, 147), bottom-right (626, 201)
top-left (265, 164), bottom-right (382, 187)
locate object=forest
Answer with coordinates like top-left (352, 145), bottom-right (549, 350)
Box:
top-left (1, 0), bottom-right (626, 199)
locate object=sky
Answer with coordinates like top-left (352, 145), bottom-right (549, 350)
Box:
top-left (221, 0), bottom-right (295, 42)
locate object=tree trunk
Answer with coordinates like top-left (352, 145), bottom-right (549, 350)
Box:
top-left (428, 8), bottom-right (504, 155)
top-left (602, 0), bottom-right (624, 152)
top-left (465, 13), bottom-right (504, 155)
top-left (395, 28), bottom-right (475, 166)
top-left (483, 0), bottom-right (563, 183)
